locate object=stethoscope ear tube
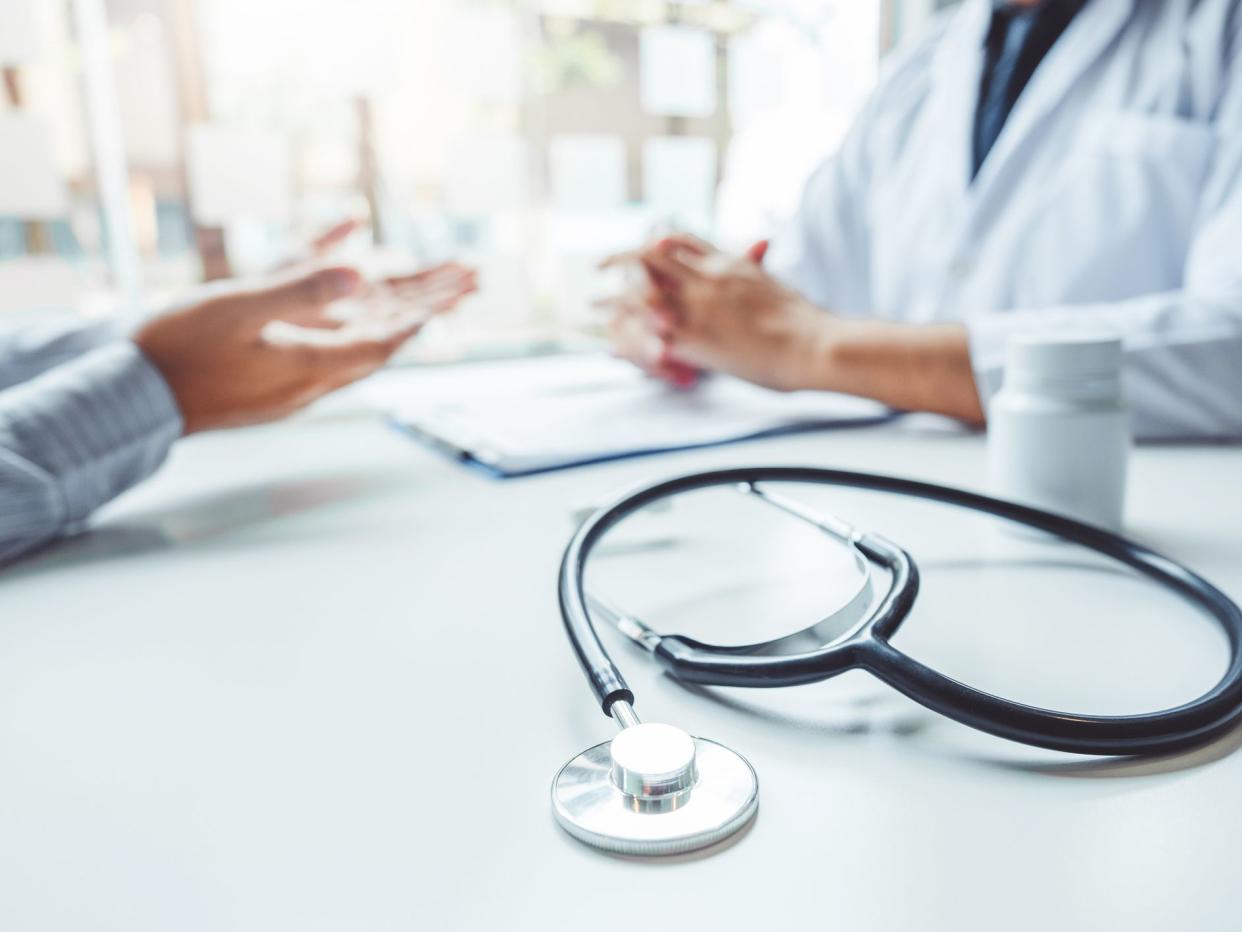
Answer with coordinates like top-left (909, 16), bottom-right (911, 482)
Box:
top-left (558, 502), bottom-right (637, 715)
top-left (560, 466), bottom-right (1242, 756)
top-left (858, 636), bottom-right (1242, 755)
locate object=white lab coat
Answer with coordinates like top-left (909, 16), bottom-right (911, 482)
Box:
top-left (767, 0), bottom-right (1242, 440)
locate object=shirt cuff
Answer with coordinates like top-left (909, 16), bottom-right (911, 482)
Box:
top-left (1, 341), bottom-right (183, 524)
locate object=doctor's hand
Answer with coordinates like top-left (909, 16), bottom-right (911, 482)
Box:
top-left (603, 287), bottom-right (702, 388)
top-left (604, 235), bottom-right (831, 392)
top-left (135, 263), bottom-right (477, 434)
top-left (603, 235), bottom-right (986, 422)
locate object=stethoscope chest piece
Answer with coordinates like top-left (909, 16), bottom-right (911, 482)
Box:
top-left (551, 722), bottom-right (759, 857)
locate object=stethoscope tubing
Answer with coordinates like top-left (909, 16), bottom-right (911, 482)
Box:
top-left (559, 466), bottom-right (1242, 757)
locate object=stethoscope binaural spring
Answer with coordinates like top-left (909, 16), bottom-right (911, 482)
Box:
top-left (551, 466), bottom-right (1242, 857)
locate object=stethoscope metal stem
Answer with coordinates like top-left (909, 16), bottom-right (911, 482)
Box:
top-left (611, 700), bottom-right (641, 730)
top-left (587, 595), bottom-right (662, 652)
top-left (584, 486), bottom-right (878, 664)
top-left (741, 482), bottom-right (863, 545)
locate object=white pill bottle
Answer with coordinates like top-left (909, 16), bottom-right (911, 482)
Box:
top-left (987, 335), bottom-right (1131, 532)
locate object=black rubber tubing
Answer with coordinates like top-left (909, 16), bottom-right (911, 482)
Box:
top-left (558, 466), bottom-right (1242, 756)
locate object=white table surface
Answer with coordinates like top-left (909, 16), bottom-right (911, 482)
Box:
top-left (2, 403), bottom-right (1240, 932)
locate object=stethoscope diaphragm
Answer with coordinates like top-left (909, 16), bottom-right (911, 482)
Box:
top-left (551, 715), bottom-right (759, 857)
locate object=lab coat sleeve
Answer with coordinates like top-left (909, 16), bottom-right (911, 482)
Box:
top-left (967, 28), bottom-right (1242, 441)
top-left (0, 342), bottom-right (182, 564)
top-left (968, 291), bottom-right (1242, 441)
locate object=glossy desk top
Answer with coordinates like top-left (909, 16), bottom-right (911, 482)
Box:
top-left (1, 405), bottom-right (1239, 931)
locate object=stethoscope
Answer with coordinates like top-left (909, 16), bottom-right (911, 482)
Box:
top-left (550, 466), bottom-right (1242, 857)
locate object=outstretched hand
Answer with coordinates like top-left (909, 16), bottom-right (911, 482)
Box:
top-left (135, 262), bottom-right (477, 434)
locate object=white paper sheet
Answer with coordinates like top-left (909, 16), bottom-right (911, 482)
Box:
top-left (639, 25), bottom-right (717, 118)
top-left (0, 115), bottom-right (67, 218)
top-left (186, 125), bottom-right (292, 226)
top-left (361, 354), bottom-right (888, 476)
top-left (549, 134), bottom-right (628, 211)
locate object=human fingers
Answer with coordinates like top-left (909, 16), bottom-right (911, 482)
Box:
top-left (652, 346), bottom-right (701, 388)
top-left (599, 248), bottom-right (645, 271)
top-left (273, 219), bottom-right (364, 272)
top-left (592, 286), bottom-right (677, 336)
top-left (393, 275), bottom-right (479, 311)
top-left (645, 302), bottom-right (680, 337)
top-left (654, 233), bottom-right (714, 257)
top-left (598, 232), bottom-right (707, 270)
top-left (240, 267), bottom-right (362, 327)
top-left (640, 250), bottom-right (706, 292)
top-left (389, 260), bottom-right (474, 282)
top-left (310, 218), bottom-right (364, 257)
top-left (246, 319), bottom-right (421, 421)
top-left (317, 281), bottom-right (465, 335)
top-left (288, 315), bottom-right (425, 386)
top-left (386, 262), bottom-right (477, 292)
top-left (605, 302), bottom-right (698, 387)
top-left (606, 300), bottom-right (662, 359)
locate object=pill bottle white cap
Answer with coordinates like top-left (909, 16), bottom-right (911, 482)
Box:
top-left (1006, 334), bottom-right (1122, 382)
top-left (1004, 335), bottom-right (1124, 401)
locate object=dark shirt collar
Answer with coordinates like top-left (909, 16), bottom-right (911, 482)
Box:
top-left (991, 0), bottom-right (1086, 11)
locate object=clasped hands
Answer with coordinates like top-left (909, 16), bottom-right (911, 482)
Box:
top-left (598, 233), bottom-right (840, 394)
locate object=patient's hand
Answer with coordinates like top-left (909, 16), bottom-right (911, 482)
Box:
top-left (135, 263), bottom-right (477, 434)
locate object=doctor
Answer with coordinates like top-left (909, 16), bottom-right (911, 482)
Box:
top-left (606, 0), bottom-right (1242, 439)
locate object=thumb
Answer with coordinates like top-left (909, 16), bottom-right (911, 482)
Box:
top-left (745, 240), bottom-right (769, 265)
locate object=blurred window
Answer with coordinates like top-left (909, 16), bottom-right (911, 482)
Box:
top-left (1, 0), bottom-right (886, 359)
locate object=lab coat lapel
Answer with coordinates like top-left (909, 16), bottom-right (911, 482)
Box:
top-left (926, 0), bottom-right (992, 199)
top-left (971, 0), bottom-right (1135, 200)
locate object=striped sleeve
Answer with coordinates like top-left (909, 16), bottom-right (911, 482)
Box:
top-left (0, 342), bottom-right (182, 563)
top-left (0, 316), bottom-right (124, 391)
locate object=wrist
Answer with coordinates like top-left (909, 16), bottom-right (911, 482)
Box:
top-left (794, 312), bottom-right (865, 394)
top-left (763, 298), bottom-right (833, 393)
top-left (132, 330), bottom-right (187, 433)
top-left (804, 318), bottom-right (984, 421)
